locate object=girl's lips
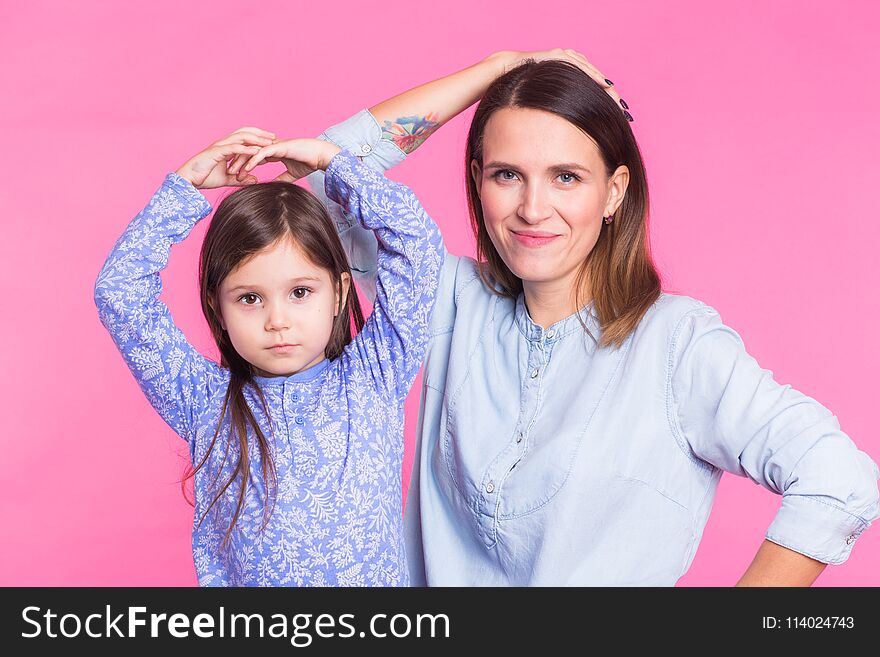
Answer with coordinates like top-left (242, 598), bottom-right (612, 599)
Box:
top-left (511, 231), bottom-right (560, 248)
top-left (268, 344), bottom-right (296, 354)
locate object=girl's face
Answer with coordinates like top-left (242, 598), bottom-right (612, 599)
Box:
top-left (216, 235), bottom-right (350, 377)
top-left (471, 107), bottom-right (628, 298)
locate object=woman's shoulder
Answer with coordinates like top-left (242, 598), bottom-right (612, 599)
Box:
top-left (636, 292), bottom-right (722, 339)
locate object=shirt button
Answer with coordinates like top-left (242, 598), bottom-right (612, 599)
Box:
top-left (547, 329), bottom-right (556, 339)
top-left (361, 143), bottom-right (372, 154)
top-left (845, 534), bottom-right (856, 545)
top-left (530, 368), bottom-right (539, 378)
top-left (516, 432), bottom-right (523, 443)
top-left (486, 482), bottom-right (495, 493)
top-left (295, 416), bottom-right (305, 426)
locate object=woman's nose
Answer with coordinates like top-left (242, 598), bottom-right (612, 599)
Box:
top-left (517, 184), bottom-right (553, 224)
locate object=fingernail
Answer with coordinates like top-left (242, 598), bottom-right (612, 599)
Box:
top-left (604, 78), bottom-right (614, 86)
top-left (623, 110), bottom-right (634, 122)
top-left (620, 98), bottom-right (629, 110)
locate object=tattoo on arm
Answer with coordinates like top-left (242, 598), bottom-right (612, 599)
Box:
top-left (381, 113), bottom-right (440, 154)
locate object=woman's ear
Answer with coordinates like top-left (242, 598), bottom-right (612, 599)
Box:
top-left (335, 272), bottom-right (352, 317)
top-left (470, 159), bottom-right (483, 197)
top-left (604, 165), bottom-right (630, 217)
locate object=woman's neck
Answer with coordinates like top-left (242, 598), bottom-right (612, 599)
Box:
top-left (522, 274), bottom-right (590, 329)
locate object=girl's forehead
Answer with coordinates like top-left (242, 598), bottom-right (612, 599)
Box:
top-left (222, 237), bottom-right (330, 289)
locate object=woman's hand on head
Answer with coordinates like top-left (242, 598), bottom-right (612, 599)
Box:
top-left (175, 127), bottom-right (277, 189)
top-left (489, 49), bottom-right (625, 112)
top-left (236, 138), bottom-right (342, 183)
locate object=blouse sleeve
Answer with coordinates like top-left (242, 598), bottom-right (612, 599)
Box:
top-left (305, 109), bottom-right (407, 306)
top-left (94, 173), bottom-right (227, 445)
top-left (323, 150), bottom-right (445, 401)
top-left (669, 303), bottom-right (880, 564)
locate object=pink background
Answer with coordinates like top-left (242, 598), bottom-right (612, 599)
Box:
top-left (2, 0), bottom-right (878, 586)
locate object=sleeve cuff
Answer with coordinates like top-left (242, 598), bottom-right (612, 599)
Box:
top-left (765, 494), bottom-right (871, 565)
top-left (319, 108), bottom-right (407, 172)
top-left (161, 172), bottom-right (213, 218)
top-left (323, 149), bottom-right (387, 208)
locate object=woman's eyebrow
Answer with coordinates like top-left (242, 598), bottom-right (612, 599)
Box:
top-left (483, 160), bottom-right (591, 174)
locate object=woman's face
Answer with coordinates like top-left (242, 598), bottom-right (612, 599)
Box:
top-left (471, 107), bottom-right (627, 297)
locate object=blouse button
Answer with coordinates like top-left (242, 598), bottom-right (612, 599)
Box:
top-left (361, 143), bottom-right (373, 154)
top-left (486, 482), bottom-right (495, 493)
top-left (530, 368), bottom-right (539, 378)
top-left (295, 416), bottom-right (305, 426)
top-left (291, 393), bottom-right (299, 403)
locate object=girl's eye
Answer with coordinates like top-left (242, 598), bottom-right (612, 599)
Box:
top-left (291, 287), bottom-right (312, 300)
top-left (238, 293), bottom-right (261, 306)
top-left (557, 172), bottom-right (580, 184)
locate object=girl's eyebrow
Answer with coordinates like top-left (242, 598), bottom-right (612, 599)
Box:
top-left (226, 276), bottom-right (322, 293)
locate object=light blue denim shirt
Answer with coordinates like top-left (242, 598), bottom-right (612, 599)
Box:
top-left (311, 110), bottom-right (880, 586)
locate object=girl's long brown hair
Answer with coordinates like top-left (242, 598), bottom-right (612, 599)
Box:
top-left (465, 60), bottom-right (661, 348)
top-left (184, 181), bottom-right (365, 548)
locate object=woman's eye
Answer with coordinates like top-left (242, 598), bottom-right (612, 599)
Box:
top-left (557, 172), bottom-right (579, 184)
top-left (494, 169), bottom-right (518, 182)
top-left (291, 287), bottom-right (311, 300)
top-left (238, 293), bottom-right (260, 306)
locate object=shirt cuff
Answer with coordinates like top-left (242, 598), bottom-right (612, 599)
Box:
top-left (765, 494), bottom-right (871, 565)
top-left (161, 172), bottom-right (213, 219)
top-left (319, 108), bottom-right (407, 172)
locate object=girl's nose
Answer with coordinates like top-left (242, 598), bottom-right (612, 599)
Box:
top-left (264, 304), bottom-right (291, 331)
top-left (517, 184), bottom-right (553, 224)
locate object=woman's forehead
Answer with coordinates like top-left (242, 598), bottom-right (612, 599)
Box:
top-left (482, 106), bottom-right (602, 167)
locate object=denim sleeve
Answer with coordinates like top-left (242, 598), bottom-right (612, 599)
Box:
top-left (670, 304), bottom-right (880, 565)
top-left (306, 109), bottom-right (407, 306)
top-left (94, 174), bottom-right (225, 444)
top-left (324, 150), bottom-right (444, 401)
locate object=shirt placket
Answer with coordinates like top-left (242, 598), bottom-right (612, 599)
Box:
top-left (476, 328), bottom-right (550, 548)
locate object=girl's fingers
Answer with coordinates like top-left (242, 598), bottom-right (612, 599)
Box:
top-left (227, 126), bottom-right (276, 140)
top-left (243, 144), bottom-right (283, 172)
top-left (215, 134), bottom-right (275, 148)
top-left (224, 172), bottom-right (258, 186)
top-left (227, 152), bottom-right (250, 175)
top-left (211, 144), bottom-right (261, 163)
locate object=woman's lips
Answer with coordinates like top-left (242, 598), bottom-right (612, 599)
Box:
top-left (511, 230), bottom-right (560, 248)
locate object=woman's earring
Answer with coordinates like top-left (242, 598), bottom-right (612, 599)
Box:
top-left (604, 214), bottom-right (614, 225)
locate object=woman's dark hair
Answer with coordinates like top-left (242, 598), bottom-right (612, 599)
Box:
top-left (465, 60), bottom-right (661, 347)
top-left (184, 181), bottom-right (365, 547)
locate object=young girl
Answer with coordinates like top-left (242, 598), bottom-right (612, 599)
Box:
top-left (94, 128), bottom-right (444, 586)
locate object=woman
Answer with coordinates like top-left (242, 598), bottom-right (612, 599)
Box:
top-left (243, 50), bottom-right (879, 585)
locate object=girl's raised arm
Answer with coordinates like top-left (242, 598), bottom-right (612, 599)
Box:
top-left (94, 128), bottom-right (272, 445)
top-left (242, 139), bottom-right (444, 401)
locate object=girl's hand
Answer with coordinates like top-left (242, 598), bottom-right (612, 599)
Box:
top-left (237, 138), bottom-right (342, 184)
top-left (489, 49), bottom-right (626, 114)
top-left (175, 127), bottom-right (277, 189)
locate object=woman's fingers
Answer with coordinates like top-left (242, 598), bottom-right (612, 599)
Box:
top-left (561, 50), bottom-right (627, 117)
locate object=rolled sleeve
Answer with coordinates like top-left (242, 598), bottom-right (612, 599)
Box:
top-left (670, 303), bottom-right (880, 565)
top-left (306, 109), bottom-right (407, 306)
